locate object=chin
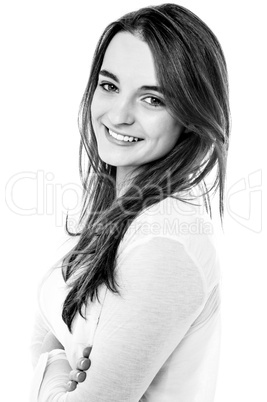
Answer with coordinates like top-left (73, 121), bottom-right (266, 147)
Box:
top-left (98, 153), bottom-right (122, 167)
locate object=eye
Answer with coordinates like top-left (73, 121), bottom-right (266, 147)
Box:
top-left (143, 96), bottom-right (165, 108)
top-left (99, 82), bottom-right (119, 93)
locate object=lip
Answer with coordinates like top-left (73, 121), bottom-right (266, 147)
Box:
top-left (104, 126), bottom-right (144, 146)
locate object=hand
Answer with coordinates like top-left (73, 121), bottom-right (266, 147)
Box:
top-left (67, 346), bottom-right (92, 392)
top-left (41, 331), bottom-right (64, 354)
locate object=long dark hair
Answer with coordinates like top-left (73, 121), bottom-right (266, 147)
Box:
top-left (61, 3), bottom-right (230, 331)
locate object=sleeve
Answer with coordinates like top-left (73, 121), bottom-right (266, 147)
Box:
top-left (32, 236), bottom-right (207, 402)
top-left (31, 310), bottom-right (50, 368)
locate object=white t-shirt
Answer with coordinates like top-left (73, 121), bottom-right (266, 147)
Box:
top-left (30, 194), bottom-right (221, 401)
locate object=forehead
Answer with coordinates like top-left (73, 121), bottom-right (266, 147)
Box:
top-left (101, 32), bottom-right (158, 85)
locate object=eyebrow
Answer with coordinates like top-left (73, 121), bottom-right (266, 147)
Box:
top-left (99, 69), bottom-right (164, 94)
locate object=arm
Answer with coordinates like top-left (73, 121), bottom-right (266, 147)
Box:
top-left (40, 331), bottom-right (64, 354)
top-left (31, 310), bottom-right (50, 368)
top-left (34, 236), bottom-right (207, 402)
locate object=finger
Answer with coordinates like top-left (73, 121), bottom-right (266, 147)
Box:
top-left (83, 346), bottom-right (92, 358)
top-left (69, 369), bottom-right (87, 383)
top-left (77, 357), bottom-right (91, 371)
top-left (66, 380), bottom-right (77, 392)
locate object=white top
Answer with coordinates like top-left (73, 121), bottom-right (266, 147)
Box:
top-left (30, 194), bottom-right (221, 402)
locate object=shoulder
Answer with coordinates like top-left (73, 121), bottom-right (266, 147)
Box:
top-left (116, 235), bottom-right (207, 318)
top-left (118, 192), bottom-right (221, 292)
top-left (119, 192), bottom-right (214, 254)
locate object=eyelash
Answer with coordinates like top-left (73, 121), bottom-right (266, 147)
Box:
top-left (99, 82), bottom-right (118, 93)
top-left (98, 82), bottom-right (165, 108)
top-left (144, 97), bottom-right (164, 107)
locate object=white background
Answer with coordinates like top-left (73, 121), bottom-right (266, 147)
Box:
top-left (1, 0), bottom-right (266, 400)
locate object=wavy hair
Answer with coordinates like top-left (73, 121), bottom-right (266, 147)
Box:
top-left (61, 3), bottom-right (230, 331)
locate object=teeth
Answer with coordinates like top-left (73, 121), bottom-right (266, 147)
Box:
top-left (108, 129), bottom-right (140, 143)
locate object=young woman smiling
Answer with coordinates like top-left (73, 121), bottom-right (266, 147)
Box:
top-left (30, 3), bottom-right (230, 401)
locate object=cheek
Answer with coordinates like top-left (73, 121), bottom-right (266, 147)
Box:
top-left (152, 117), bottom-right (183, 146)
top-left (90, 93), bottom-right (98, 121)
top-left (90, 96), bottom-right (101, 138)
top-left (169, 124), bottom-right (183, 145)
top-left (91, 91), bottom-right (105, 122)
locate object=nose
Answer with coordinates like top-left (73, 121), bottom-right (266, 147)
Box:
top-left (107, 96), bottom-right (135, 126)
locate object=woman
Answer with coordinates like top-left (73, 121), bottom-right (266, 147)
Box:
top-left (31, 3), bottom-right (230, 401)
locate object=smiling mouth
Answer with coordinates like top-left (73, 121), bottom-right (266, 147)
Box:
top-left (107, 128), bottom-right (144, 143)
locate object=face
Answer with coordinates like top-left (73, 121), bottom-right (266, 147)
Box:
top-left (91, 31), bottom-right (183, 178)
